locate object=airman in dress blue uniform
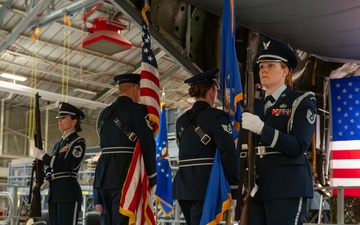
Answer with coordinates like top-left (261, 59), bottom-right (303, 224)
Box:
top-left (33, 102), bottom-right (86, 225)
top-left (242, 38), bottom-right (317, 225)
top-left (173, 68), bottom-right (239, 225)
top-left (93, 74), bottom-right (156, 225)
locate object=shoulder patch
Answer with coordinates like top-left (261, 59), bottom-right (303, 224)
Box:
top-left (144, 115), bottom-right (153, 130)
top-left (72, 145), bottom-right (83, 158)
top-left (221, 124), bottom-right (233, 134)
top-left (306, 109), bottom-right (316, 124)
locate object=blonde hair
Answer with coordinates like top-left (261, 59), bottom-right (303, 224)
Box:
top-left (279, 61), bottom-right (292, 86)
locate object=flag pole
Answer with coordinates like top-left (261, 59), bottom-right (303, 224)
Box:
top-left (155, 201), bottom-right (158, 224)
top-left (226, 208), bottom-right (231, 225)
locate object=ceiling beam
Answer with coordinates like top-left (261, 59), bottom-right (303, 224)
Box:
top-left (0, 0), bottom-right (53, 53)
top-left (0, 0), bottom-right (13, 23)
top-left (0, 81), bottom-right (107, 109)
top-left (0, 53), bottom-right (116, 90)
top-left (160, 66), bottom-right (182, 82)
top-left (0, 2), bottom-right (135, 69)
top-left (32, 0), bottom-right (102, 30)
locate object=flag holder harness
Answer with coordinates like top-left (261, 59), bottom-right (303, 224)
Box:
top-left (97, 101), bottom-right (138, 142)
top-left (177, 106), bottom-right (212, 146)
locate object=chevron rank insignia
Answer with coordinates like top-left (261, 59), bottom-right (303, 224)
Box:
top-left (306, 109), bottom-right (316, 124)
top-left (221, 124), bottom-right (232, 134)
top-left (72, 145), bottom-right (83, 158)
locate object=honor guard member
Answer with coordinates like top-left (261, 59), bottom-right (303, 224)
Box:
top-left (173, 68), bottom-right (239, 225)
top-left (241, 38), bottom-right (317, 225)
top-left (33, 102), bottom-right (86, 225)
top-left (93, 73), bottom-right (156, 225)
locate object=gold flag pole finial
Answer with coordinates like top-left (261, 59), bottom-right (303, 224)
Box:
top-left (161, 87), bottom-right (166, 107)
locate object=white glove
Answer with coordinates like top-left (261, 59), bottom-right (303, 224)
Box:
top-left (26, 218), bottom-right (34, 225)
top-left (40, 180), bottom-right (49, 190)
top-left (242, 112), bottom-right (264, 135)
top-left (33, 147), bottom-right (46, 160)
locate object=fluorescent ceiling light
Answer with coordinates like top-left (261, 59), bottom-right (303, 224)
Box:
top-left (0, 73), bottom-right (27, 81)
top-left (74, 88), bottom-right (97, 95)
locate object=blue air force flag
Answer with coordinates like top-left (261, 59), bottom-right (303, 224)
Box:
top-left (154, 103), bottom-right (174, 215)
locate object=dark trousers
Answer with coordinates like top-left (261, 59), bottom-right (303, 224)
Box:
top-left (99, 189), bottom-right (129, 225)
top-left (178, 200), bottom-right (204, 225)
top-left (48, 201), bottom-right (80, 225)
top-left (250, 197), bottom-right (308, 225)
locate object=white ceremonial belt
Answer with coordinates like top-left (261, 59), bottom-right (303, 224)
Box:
top-left (51, 171), bottom-right (78, 180)
top-left (256, 146), bottom-right (281, 156)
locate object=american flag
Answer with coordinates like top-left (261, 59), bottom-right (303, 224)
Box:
top-left (330, 76), bottom-right (360, 197)
top-left (119, 5), bottom-right (159, 224)
top-left (119, 141), bottom-right (156, 225)
top-left (140, 4), bottom-right (160, 135)
top-left (155, 102), bottom-right (174, 216)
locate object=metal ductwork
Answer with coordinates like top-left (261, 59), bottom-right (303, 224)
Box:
top-left (83, 17), bottom-right (132, 55)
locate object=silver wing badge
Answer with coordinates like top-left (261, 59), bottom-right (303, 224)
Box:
top-left (263, 40), bottom-right (271, 50)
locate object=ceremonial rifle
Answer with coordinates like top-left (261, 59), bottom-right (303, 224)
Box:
top-left (28, 93), bottom-right (44, 217)
top-left (239, 47), bottom-right (255, 225)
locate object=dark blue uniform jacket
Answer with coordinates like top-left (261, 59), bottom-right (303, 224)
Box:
top-left (42, 131), bottom-right (86, 204)
top-left (253, 86), bottom-right (317, 201)
top-left (173, 101), bottom-right (239, 200)
top-left (93, 96), bottom-right (156, 204)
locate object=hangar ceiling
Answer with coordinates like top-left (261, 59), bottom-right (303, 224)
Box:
top-left (1, 0), bottom-right (360, 141)
top-left (0, 0), bottom-right (205, 126)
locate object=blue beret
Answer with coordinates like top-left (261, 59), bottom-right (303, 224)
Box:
top-left (257, 38), bottom-right (298, 70)
top-left (184, 68), bottom-right (219, 85)
top-left (113, 73), bottom-right (140, 84)
top-left (56, 102), bottom-right (85, 120)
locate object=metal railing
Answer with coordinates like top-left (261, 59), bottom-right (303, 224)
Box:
top-left (0, 192), bottom-right (13, 225)
top-left (312, 185), bottom-right (360, 225)
top-left (0, 182), bottom-right (359, 224)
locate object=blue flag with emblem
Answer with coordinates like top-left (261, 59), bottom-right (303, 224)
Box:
top-left (200, 149), bottom-right (232, 225)
top-left (200, 1), bottom-right (238, 224)
top-left (220, 0), bottom-right (243, 139)
top-left (154, 102), bottom-right (174, 215)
